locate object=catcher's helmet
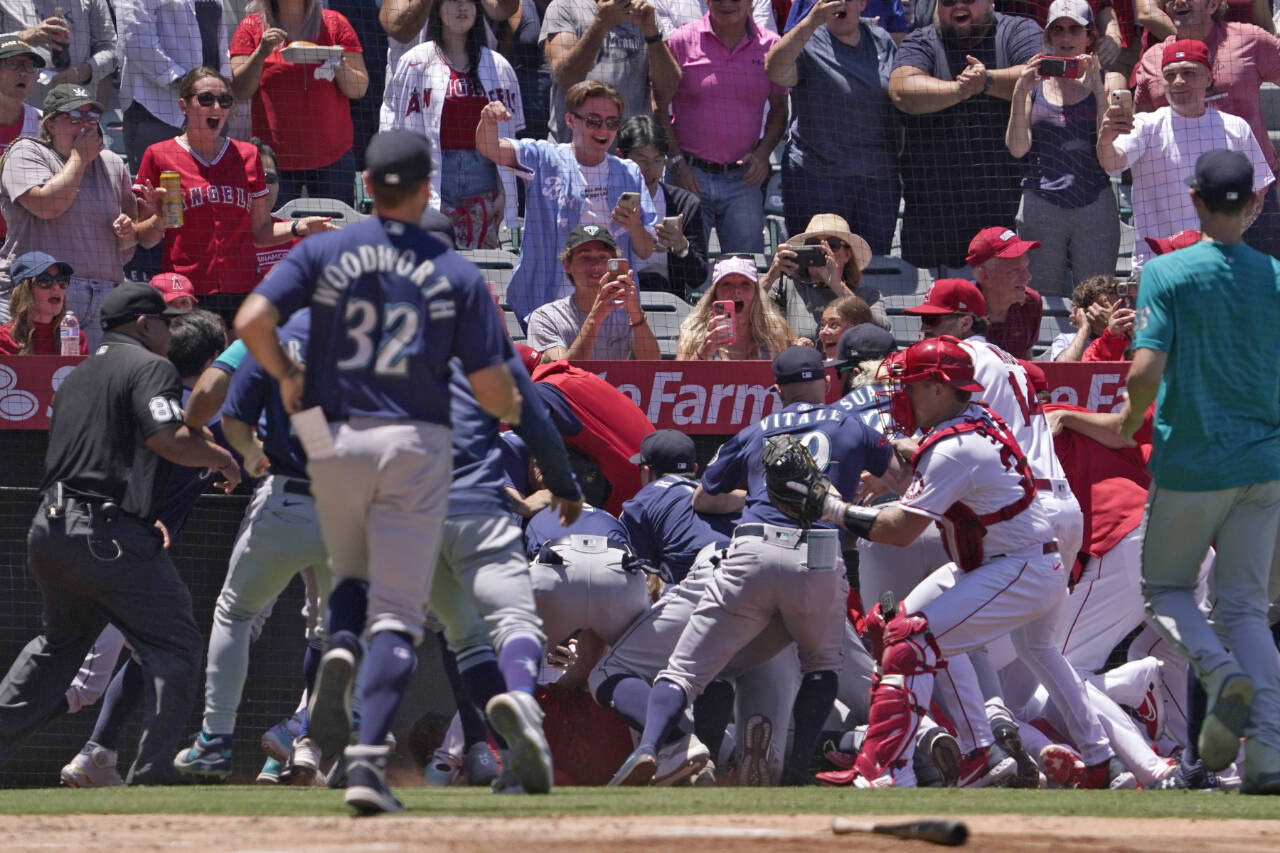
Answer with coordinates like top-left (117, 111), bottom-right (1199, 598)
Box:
top-left (895, 336), bottom-right (983, 392)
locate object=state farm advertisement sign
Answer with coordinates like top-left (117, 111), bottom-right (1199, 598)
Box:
top-left (1, 356), bottom-right (1132, 432)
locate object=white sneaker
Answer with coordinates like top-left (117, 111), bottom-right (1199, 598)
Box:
top-left (60, 745), bottom-right (124, 788)
top-left (654, 732), bottom-right (711, 786)
top-left (288, 736), bottom-right (322, 787)
top-left (423, 749), bottom-right (462, 787)
top-left (485, 691), bottom-right (553, 795)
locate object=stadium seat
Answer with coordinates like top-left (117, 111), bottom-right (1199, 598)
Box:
top-left (862, 255), bottom-right (926, 296)
top-left (640, 290), bottom-right (693, 359)
top-left (274, 197), bottom-right (367, 227)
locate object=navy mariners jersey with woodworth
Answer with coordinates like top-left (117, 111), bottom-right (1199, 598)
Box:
top-left (701, 401), bottom-right (893, 528)
top-left (254, 217), bottom-right (508, 425)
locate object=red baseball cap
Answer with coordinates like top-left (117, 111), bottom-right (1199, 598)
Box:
top-left (149, 272), bottom-right (197, 305)
top-left (1162, 39), bottom-right (1211, 70)
top-left (1144, 229), bottom-right (1201, 256)
top-left (966, 227), bottom-right (1041, 267)
top-left (904, 278), bottom-right (988, 317)
top-left (1018, 359), bottom-right (1048, 394)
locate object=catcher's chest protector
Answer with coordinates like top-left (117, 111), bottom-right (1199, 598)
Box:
top-left (912, 409), bottom-right (1038, 572)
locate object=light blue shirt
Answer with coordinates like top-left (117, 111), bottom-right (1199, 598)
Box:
top-left (1133, 240), bottom-right (1280, 491)
top-left (506, 139), bottom-right (657, 325)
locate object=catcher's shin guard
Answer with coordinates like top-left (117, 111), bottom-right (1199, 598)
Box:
top-left (853, 612), bottom-right (941, 781)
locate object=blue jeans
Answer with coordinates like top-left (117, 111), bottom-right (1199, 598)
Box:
top-left (278, 148), bottom-right (357, 208)
top-left (781, 162), bottom-right (900, 256)
top-left (689, 163), bottom-right (764, 255)
top-left (67, 276), bottom-right (118, 351)
top-left (438, 149), bottom-right (499, 206)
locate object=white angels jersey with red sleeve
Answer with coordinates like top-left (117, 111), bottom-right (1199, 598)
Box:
top-left (134, 136), bottom-right (269, 296)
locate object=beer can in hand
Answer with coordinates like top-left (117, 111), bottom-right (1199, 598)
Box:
top-left (160, 171), bottom-right (183, 228)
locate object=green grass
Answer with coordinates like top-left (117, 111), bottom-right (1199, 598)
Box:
top-left (0, 786), bottom-right (1277, 820)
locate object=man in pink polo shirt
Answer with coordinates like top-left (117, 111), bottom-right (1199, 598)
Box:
top-left (966, 226), bottom-right (1043, 359)
top-left (1131, 0), bottom-right (1280, 257)
top-left (654, 0), bottom-right (787, 254)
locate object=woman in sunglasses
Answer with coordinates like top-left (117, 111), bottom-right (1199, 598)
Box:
top-left (383, 0), bottom-right (524, 249)
top-left (134, 67), bottom-right (332, 326)
top-left (230, 0), bottom-right (369, 207)
top-left (760, 212), bottom-right (889, 344)
top-left (0, 83), bottom-right (141, 348)
top-left (0, 251), bottom-right (85, 355)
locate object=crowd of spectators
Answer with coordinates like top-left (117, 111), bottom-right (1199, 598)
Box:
top-left (0, 0), bottom-right (1278, 362)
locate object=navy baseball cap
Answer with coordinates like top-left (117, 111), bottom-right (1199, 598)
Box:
top-left (11, 251), bottom-right (72, 284)
top-left (772, 345), bottom-right (825, 385)
top-left (365, 129), bottom-right (433, 187)
top-left (825, 323), bottom-right (896, 370)
top-left (1187, 149), bottom-right (1253, 205)
top-left (629, 429), bottom-right (696, 474)
top-left (99, 281), bottom-right (184, 330)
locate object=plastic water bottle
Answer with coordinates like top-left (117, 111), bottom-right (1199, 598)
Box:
top-left (60, 310), bottom-right (80, 356)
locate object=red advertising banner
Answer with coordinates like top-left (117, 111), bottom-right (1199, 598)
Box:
top-left (0, 356), bottom-right (1132, 432)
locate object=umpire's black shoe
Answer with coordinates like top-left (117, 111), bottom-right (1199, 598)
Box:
top-left (993, 720), bottom-right (1040, 788)
top-left (309, 633), bottom-right (362, 762)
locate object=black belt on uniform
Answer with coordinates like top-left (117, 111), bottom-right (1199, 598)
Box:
top-left (282, 478), bottom-right (312, 497)
top-left (991, 541), bottom-right (1059, 560)
top-left (685, 154), bottom-right (737, 175)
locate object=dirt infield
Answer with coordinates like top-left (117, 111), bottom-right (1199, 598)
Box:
top-left (2, 813), bottom-right (1277, 853)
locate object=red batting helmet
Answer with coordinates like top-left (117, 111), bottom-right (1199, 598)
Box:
top-left (885, 337), bottom-right (981, 435)
top-left (897, 337), bottom-right (983, 392)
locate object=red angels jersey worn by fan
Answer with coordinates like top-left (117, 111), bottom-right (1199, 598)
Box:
top-left (134, 137), bottom-right (269, 296)
top-left (902, 402), bottom-right (1056, 570)
top-left (959, 336), bottom-right (1069, 483)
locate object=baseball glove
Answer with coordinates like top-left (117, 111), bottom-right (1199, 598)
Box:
top-left (762, 434), bottom-right (834, 527)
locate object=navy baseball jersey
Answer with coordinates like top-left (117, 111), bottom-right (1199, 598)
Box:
top-left (223, 309), bottom-right (312, 481)
top-left (499, 432), bottom-right (532, 498)
top-left (835, 381), bottom-right (893, 436)
top-left (450, 352), bottom-right (580, 517)
top-left (254, 217), bottom-right (507, 425)
top-left (157, 386), bottom-right (234, 538)
top-left (702, 401), bottom-right (893, 528)
top-left (620, 475), bottom-right (730, 584)
top-left (525, 504), bottom-right (631, 559)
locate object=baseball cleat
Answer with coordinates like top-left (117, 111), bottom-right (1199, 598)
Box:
top-left (490, 766), bottom-right (525, 795)
top-left (608, 745), bottom-right (658, 787)
top-left (257, 757), bottom-right (283, 784)
top-left (992, 720), bottom-right (1040, 788)
top-left (1080, 755), bottom-right (1137, 790)
top-left (288, 736), bottom-right (322, 786)
top-left (485, 691), bottom-right (553, 794)
top-left (740, 714), bottom-right (773, 787)
top-left (1200, 671), bottom-right (1254, 772)
top-left (956, 744), bottom-right (1016, 788)
top-left (654, 732), bottom-right (711, 787)
top-left (1243, 738), bottom-right (1280, 795)
top-left (261, 716), bottom-right (301, 762)
top-left (344, 744), bottom-right (404, 815)
top-left (1039, 744), bottom-right (1086, 788)
top-left (463, 742), bottom-right (501, 787)
top-left (60, 745), bottom-right (124, 788)
top-left (922, 727), bottom-right (962, 787)
top-left (691, 761), bottom-right (717, 787)
top-left (308, 645), bottom-right (358, 763)
top-left (423, 750), bottom-right (462, 787)
top-left (173, 731), bottom-right (233, 781)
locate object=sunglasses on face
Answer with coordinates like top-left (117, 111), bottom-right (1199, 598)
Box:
top-left (193, 91), bottom-right (235, 108)
top-left (939, 0), bottom-right (979, 7)
top-left (920, 313), bottom-right (962, 326)
top-left (807, 238), bottom-right (848, 252)
top-left (62, 109), bottom-right (102, 125)
top-left (32, 275), bottom-right (69, 289)
top-left (571, 112), bottom-right (620, 131)
top-left (264, 172), bottom-right (280, 185)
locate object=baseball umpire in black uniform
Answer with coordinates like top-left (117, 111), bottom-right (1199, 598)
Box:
top-left (0, 282), bottom-right (240, 784)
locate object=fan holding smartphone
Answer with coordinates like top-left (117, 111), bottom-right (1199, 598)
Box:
top-left (1004, 0), bottom-right (1129, 297)
top-left (676, 256), bottom-right (793, 361)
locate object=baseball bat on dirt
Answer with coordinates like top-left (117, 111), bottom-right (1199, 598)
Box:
top-left (830, 818), bottom-right (968, 846)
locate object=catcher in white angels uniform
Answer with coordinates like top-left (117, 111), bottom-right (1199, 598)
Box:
top-left (786, 337), bottom-right (1116, 787)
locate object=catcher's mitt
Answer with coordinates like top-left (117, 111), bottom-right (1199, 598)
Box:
top-left (762, 434), bottom-right (833, 528)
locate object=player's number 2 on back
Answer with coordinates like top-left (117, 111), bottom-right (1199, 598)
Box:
top-left (336, 299), bottom-right (421, 377)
